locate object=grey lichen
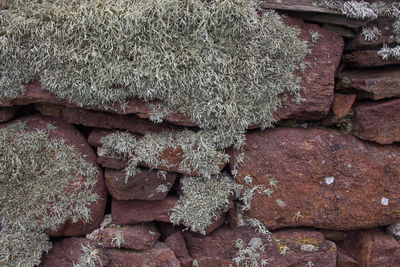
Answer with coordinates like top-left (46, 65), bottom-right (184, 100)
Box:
top-left (0, 121), bottom-right (99, 266)
top-left (233, 238), bottom-right (268, 267)
top-left (169, 174), bottom-right (241, 235)
top-left (1, 0), bottom-right (309, 147)
top-left (73, 244), bottom-right (103, 267)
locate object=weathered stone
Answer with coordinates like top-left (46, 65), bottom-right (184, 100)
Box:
top-left (297, 13), bottom-right (368, 29)
top-left (112, 196), bottom-right (177, 225)
top-left (346, 17), bottom-right (396, 51)
top-left (342, 50), bottom-right (399, 67)
top-left (353, 99), bottom-right (400, 144)
top-left (183, 225), bottom-right (337, 266)
top-left (96, 224), bottom-right (160, 250)
top-left (323, 93), bottom-right (356, 127)
top-left (323, 24), bottom-right (355, 38)
top-left (259, 0), bottom-right (341, 14)
top-left (276, 17), bottom-right (343, 121)
top-left (229, 127), bottom-right (400, 230)
top-left (338, 229), bottom-right (400, 266)
top-left (36, 104), bottom-right (181, 134)
top-left (106, 241), bottom-right (180, 267)
top-left (41, 238), bottom-right (109, 267)
top-left (0, 106), bottom-right (19, 122)
top-left (105, 169), bottom-right (176, 200)
top-left (164, 231), bottom-right (193, 267)
top-left (319, 230), bottom-right (348, 242)
top-left (2, 115), bottom-right (107, 237)
top-left (336, 67), bottom-right (400, 100)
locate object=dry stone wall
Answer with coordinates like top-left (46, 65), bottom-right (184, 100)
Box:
top-left (1, 0), bottom-right (400, 266)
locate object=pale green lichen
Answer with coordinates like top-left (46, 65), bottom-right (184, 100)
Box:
top-left (1, 0), bottom-right (309, 147)
top-left (0, 122), bottom-right (98, 266)
top-left (73, 244), bottom-right (103, 267)
top-left (111, 231), bottom-right (125, 248)
top-left (233, 238), bottom-right (268, 267)
top-left (169, 174), bottom-right (242, 235)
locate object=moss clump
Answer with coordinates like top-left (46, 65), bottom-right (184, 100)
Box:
top-left (169, 174), bottom-right (241, 235)
top-left (1, 0), bottom-right (308, 143)
top-left (100, 129), bottom-right (230, 180)
top-left (0, 122), bottom-right (98, 266)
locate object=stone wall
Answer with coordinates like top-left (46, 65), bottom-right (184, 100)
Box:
top-left (1, 0), bottom-right (400, 266)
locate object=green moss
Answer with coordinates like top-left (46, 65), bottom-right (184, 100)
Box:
top-left (0, 122), bottom-right (98, 266)
top-left (169, 174), bottom-right (241, 235)
top-left (1, 0), bottom-right (308, 144)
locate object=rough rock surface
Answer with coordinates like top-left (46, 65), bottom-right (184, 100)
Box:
top-left (105, 169), bottom-right (176, 200)
top-left (338, 229), bottom-right (400, 266)
top-left (336, 67), bottom-right (400, 100)
top-left (229, 127), bottom-right (400, 230)
top-left (183, 226), bottom-right (337, 267)
top-left (2, 115), bottom-right (107, 237)
top-left (36, 104), bottom-right (181, 134)
top-left (0, 106), bottom-right (18, 122)
top-left (342, 50), bottom-right (399, 67)
top-left (95, 224), bottom-right (160, 250)
top-left (353, 98), bottom-right (400, 144)
top-left (336, 247), bottom-right (358, 267)
top-left (106, 241), bottom-right (180, 267)
top-left (112, 196), bottom-right (177, 225)
top-left (1, 17), bottom-right (343, 127)
top-left (41, 238), bottom-right (109, 267)
top-left (323, 93), bottom-right (355, 127)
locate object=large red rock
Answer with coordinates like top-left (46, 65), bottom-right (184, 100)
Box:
top-left (352, 98), bottom-right (400, 144)
top-left (1, 115), bottom-right (107, 236)
top-left (41, 238), bottom-right (109, 267)
top-left (1, 17), bottom-right (343, 126)
top-left (229, 127), bottom-right (400, 230)
top-left (323, 93), bottom-right (356, 128)
top-left (105, 169), bottom-right (177, 200)
top-left (106, 241), bottom-right (180, 267)
top-left (338, 228), bottom-right (400, 266)
top-left (183, 226), bottom-right (337, 266)
top-left (112, 196), bottom-right (177, 225)
top-left (92, 223), bottom-right (160, 250)
top-left (36, 104), bottom-right (182, 134)
top-left (336, 67), bottom-right (400, 100)
top-left (342, 50), bottom-right (399, 67)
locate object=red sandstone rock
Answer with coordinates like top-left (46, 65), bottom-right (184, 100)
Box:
top-left (0, 106), bottom-right (19, 122)
top-left (105, 241), bottom-right (180, 267)
top-left (98, 224), bottom-right (160, 250)
top-left (36, 104), bottom-right (181, 134)
top-left (41, 238), bottom-right (109, 267)
top-left (338, 229), bottom-right (400, 266)
top-left (336, 67), bottom-right (400, 100)
top-left (1, 115), bottom-right (107, 236)
top-left (1, 17), bottom-right (343, 126)
top-left (183, 225), bottom-right (337, 266)
top-left (165, 231), bottom-right (193, 267)
top-left (229, 127), bottom-right (400, 230)
top-left (342, 50), bottom-right (399, 67)
top-left (352, 98), bottom-right (400, 144)
top-left (319, 230), bottom-right (348, 242)
top-left (323, 93), bottom-right (356, 127)
top-left (336, 247), bottom-right (358, 267)
top-left (112, 196), bottom-right (177, 225)
top-left (105, 169), bottom-right (176, 200)
top-left (276, 17), bottom-right (343, 121)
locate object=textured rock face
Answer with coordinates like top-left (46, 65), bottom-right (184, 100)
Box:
top-left (338, 229), bottom-right (400, 266)
top-left (229, 127), bottom-right (400, 230)
top-left (112, 196), bottom-right (177, 225)
top-left (336, 67), bottom-right (400, 100)
top-left (183, 226), bottom-right (337, 267)
top-left (4, 115), bottom-right (107, 237)
top-left (0, 107), bottom-right (18, 122)
top-left (96, 224), bottom-right (160, 250)
top-left (342, 50), bottom-right (399, 67)
top-left (105, 169), bottom-right (176, 200)
top-left (353, 99), bottom-right (400, 144)
top-left (106, 241), bottom-right (180, 267)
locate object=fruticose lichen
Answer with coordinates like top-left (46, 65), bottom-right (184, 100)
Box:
top-left (169, 174), bottom-right (242, 235)
top-left (0, 121), bottom-right (99, 266)
top-left (1, 0), bottom-right (309, 147)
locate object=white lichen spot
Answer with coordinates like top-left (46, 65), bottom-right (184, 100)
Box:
top-left (275, 198), bottom-right (286, 207)
top-left (325, 177), bottom-right (334, 185)
top-left (381, 197), bottom-right (389, 206)
top-left (301, 244), bottom-right (316, 252)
